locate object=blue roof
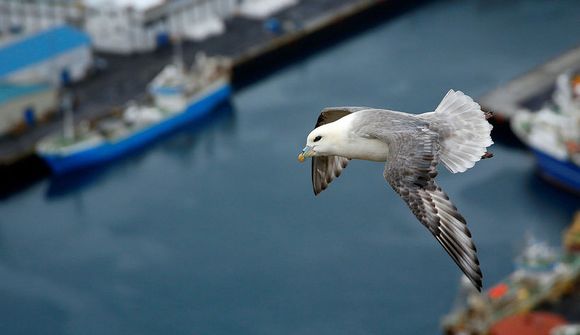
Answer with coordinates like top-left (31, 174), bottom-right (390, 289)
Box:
top-left (0, 82), bottom-right (52, 105)
top-left (0, 25), bottom-right (91, 78)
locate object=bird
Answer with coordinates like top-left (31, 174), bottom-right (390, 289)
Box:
top-left (297, 90), bottom-right (493, 291)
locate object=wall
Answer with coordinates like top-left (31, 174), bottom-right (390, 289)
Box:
top-left (0, 87), bottom-right (58, 135)
top-left (86, 0), bottom-right (238, 54)
top-left (84, 7), bottom-right (147, 54)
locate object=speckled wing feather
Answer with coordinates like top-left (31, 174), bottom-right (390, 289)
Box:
top-left (382, 126), bottom-right (483, 291)
top-left (311, 107), bottom-right (368, 195)
top-left (312, 155), bottom-right (350, 195)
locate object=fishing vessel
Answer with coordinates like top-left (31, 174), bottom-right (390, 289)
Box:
top-left (441, 218), bottom-right (580, 335)
top-left (510, 71), bottom-right (580, 194)
top-left (36, 53), bottom-right (232, 174)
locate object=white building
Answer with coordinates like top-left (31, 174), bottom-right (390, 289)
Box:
top-left (0, 0), bottom-right (301, 54)
top-left (0, 0), bottom-right (236, 54)
top-left (0, 1), bottom-right (83, 36)
top-left (84, 0), bottom-right (236, 54)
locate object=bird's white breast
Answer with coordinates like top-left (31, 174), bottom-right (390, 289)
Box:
top-left (341, 137), bottom-right (389, 161)
top-left (330, 114), bottom-right (390, 162)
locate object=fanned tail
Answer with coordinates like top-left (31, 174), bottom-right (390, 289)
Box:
top-left (430, 90), bottom-right (493, 173)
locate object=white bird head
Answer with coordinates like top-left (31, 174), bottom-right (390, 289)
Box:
top-left (298, 123), bottom-right (344, 162)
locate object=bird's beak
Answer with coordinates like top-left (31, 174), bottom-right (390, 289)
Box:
top-left (298, 145), bottom-right (315, 162)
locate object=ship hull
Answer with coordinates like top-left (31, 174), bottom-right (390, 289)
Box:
top-left (532, 149), bottom-right (580, 194)
top-left (39, 83), bottom-right (231, 175)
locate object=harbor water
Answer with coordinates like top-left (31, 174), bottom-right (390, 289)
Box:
top-left (1, 1), bottom-right (579, 334)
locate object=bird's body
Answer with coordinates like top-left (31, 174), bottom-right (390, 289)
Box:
top-left (298, 90), bottom-right (493, 291)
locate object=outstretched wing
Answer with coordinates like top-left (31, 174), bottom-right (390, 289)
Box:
top-left (382, 126), bottom-right (483, 291)
top-left (311, 107), bottom-right (368, 195)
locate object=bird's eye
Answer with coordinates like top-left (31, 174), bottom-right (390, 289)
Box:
top-left (313, 136), bottom-right (322, 142)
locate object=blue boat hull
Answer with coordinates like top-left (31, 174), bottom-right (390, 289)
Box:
top-left (40, 84), bottom-right (231, 175)
top-left (532, 149), bottom-right (580, 194)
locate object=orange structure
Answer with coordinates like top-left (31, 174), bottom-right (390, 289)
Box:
top-left (488, 283), bottom-right (509, 300)
top-left (490, 312), bottom-right (567, 335)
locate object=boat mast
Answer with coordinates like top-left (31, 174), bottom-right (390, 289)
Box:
top-left (61, 90), bottom-right (74, 141)
top-left (172, 5), bottom-right (185, 71)
top-left (173, 34), bottom-right (184, 70)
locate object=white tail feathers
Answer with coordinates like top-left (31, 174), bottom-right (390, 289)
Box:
top-left (434, 90), bottom-right (493, 173)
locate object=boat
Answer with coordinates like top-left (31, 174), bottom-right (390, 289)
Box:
top-left (36, 53), bottom-right (232, 174)
top-left (510, 71), bottom-right (580, 194)
top-left (441, 220), bottom-right (580, 335)
top-left (552, 324), bottom-right (580, 335)
top-left (488, 312), bottom-right (567, 335)
top-left (563, 212), bottom-right (580, 253)
top-left (515, 233), bottom-right (559, 274)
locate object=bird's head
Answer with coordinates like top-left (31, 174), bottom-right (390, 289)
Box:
top-left (298, 124), bottom-right (339, 162)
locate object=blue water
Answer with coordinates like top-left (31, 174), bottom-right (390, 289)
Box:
top-left (1, 1), bottom-right (580, 334)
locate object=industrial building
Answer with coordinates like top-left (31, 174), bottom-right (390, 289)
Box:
top-left (83, 0), bottom-right (236, 54)
top-left (0, 25), bottom-right (93, 85)
top-left (0, 82), bottom-right (58, 135)
top-left (0, 0), bottom-right (300, 54)
top-left (0, 0), bottom-right (83, 36)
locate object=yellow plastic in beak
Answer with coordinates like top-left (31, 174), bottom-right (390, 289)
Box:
top-left (298, 145), bottom-right (314, 162)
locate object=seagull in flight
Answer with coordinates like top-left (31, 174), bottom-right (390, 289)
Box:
top-left (298, 90), bottom-right (493, 291)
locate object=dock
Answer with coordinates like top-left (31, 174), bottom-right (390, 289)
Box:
top-left (0, 0), bottom-right (428, 195)
top-left (480, 45), bottom-right (580, 122)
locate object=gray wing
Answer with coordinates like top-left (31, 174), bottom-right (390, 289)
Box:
top-left (311, 107), bottom-right (368, 195)
top-left (381, 126), bottom-right (483, 291)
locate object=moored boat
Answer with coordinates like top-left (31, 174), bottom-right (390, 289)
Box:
top-left (36, 53), bottom-right (232, 175)
top-left (441, 221), bottom-right (580, 335)
top-left (510, 71), bottom-right (580, 194)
